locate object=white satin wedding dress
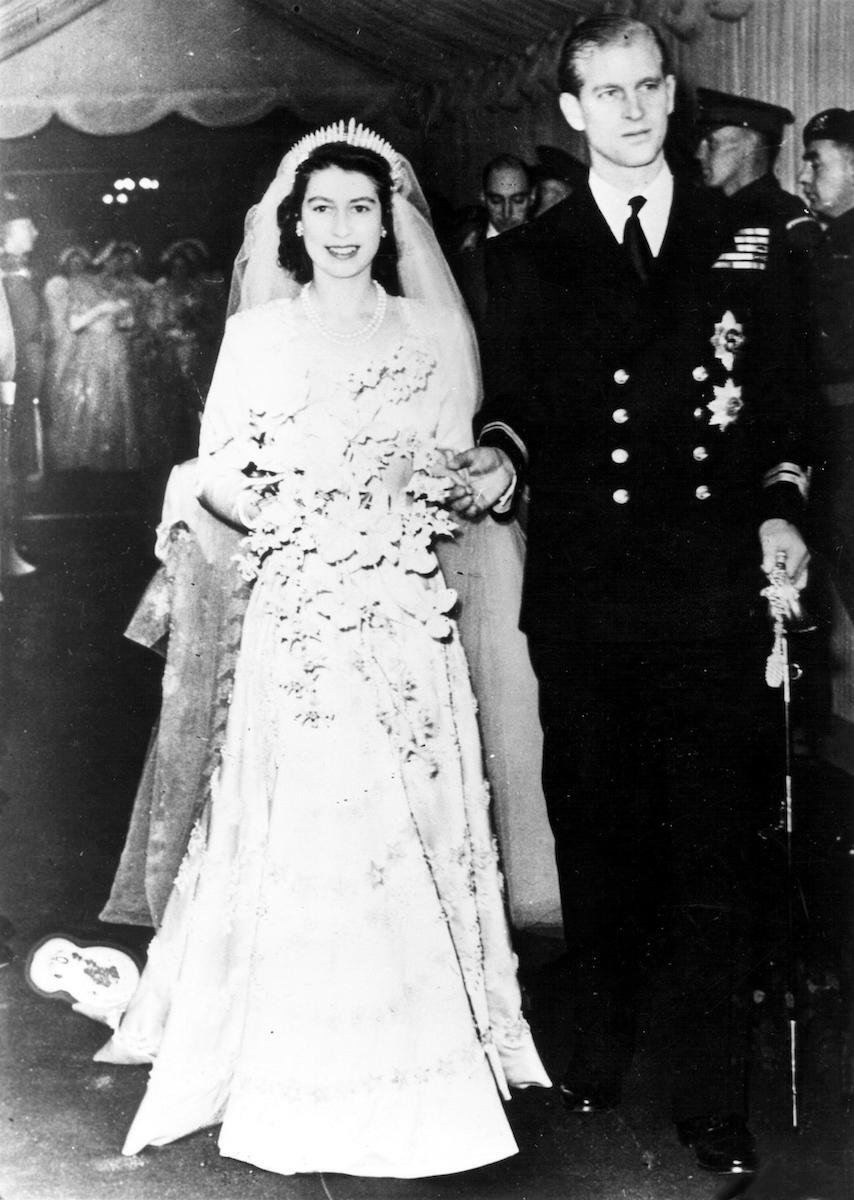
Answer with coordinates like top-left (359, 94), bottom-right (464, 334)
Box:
top-left (95, 295), bottom-right (549, 1178)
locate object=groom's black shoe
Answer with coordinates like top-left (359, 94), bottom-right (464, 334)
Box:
top-left (559, 1068), bottom-right (620, 1114)
top-left (676, 1114), bottom-right (757, 1174)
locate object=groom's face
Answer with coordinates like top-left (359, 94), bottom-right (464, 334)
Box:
top-left (560, 36), bottom-right (674, 175)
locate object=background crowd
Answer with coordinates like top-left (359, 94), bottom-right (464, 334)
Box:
top-left (1, 218), bottom-right (226, 499)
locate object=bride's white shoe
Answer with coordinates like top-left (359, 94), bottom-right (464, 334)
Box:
top-left (25, 934), bottom-right (141, 1030)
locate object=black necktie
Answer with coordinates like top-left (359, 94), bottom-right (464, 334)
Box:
top-left (623, 195), bottom-right (653, 283)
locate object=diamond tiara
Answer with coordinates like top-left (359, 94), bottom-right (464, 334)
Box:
top-left (287, 118), bottom-right (403, 189)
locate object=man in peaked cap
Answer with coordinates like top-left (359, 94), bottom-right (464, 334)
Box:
top-left (696, 86), bottom-right (820, 244)
top-left (799, 106), bottom-right (854, 1102)
top-left (695, 88), bottom-right (819, 531)
top-left (696, 89), bottom-right (793, 181)
top-left (799, 109), bottom-right (854, 616)
top-left (800, 108), bottom-right (854, 582)
top-left (799, 109), bottom-right (854, 606)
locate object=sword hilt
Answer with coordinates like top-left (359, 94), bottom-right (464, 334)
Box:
top-left (763, 549), bottom-right (804, 628)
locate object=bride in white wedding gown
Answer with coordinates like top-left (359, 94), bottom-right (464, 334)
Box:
top-left (92, 124), bottom-right (550, 1177)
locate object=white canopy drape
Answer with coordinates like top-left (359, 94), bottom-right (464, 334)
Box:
top-left (0, 0), bottom-right (401, 138)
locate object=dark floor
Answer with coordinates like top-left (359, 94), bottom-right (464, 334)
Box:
top-left (0, 472), bottom-right (852, 1200)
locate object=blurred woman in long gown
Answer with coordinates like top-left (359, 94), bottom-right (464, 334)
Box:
top-left (42, 244), bottom-right (93, 426)
top-left (90, 124), bottom-right (550, 1178)
top-left (48, 249), bottom-right (142, 472)
top-left (95, 241), bottom-right (169, 470)
top-left (146, 238), bottom-right (225, 461)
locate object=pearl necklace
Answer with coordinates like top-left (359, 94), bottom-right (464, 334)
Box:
top-left (300, 280), bottom-right (387, 344)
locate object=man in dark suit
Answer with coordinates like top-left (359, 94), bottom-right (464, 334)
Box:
top-left (450, 156), bottom-right (537, 423)
top-left (450, 155), bottom-right (536, 334)
top-left (448, 15), bottom-right (809, 1176)
top-left (0, 200), bottom-right (40, 579)
top-left (0, 202), bottom-right (44, 487)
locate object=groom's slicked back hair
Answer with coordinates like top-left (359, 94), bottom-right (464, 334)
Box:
top-left (558, 15), bottom-right (671, 97)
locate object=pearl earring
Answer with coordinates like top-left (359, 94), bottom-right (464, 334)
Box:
top-left (296, 221), bottom-right (304, 237)
top-left (380, 227), bottom-right (387, 239)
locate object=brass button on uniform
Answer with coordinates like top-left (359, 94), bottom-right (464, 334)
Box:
top-left (613, 369), bottom-right (630, 385)
top-left (692, 446), bottom-right (708, 461)
top-left (611, 448), bottom-right (629, 464)
top-left (695, 485), bottom-right (711, 500)
top-left (612, 488), bottom-right (630, 504)
top-left (612, 408), bottom-right (629, 424)
top-left (693, 407), bottom-right (705, 419)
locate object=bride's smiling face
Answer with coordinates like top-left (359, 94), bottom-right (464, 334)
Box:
top-left (301, 166), bottom-right (383, 282)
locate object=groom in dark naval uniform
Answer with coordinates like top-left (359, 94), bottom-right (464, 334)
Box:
top-left (448, 15), bottom-right (810, 1176)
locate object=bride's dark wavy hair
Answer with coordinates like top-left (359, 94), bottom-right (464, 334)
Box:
top-left (277, 143), bottom-right (401, 294)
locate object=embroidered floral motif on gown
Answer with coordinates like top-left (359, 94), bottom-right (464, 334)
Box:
top-left (95, 296), bottom-right (549, 1178)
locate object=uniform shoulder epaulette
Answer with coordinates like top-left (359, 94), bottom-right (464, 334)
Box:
top-left (784, 214), bottom-right (822, 252)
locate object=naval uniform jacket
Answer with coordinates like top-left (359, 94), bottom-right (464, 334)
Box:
top-left (804, 207), bottom-right (854, 567)
top-left (723, 174), bottom-right (820, 261)
top-left (477, 177), bottom-right (807, 645)
top-left (717, 173), bottom-right (819, 346)
top-left (809, 207), bottom-right (854, 396)
top-left (716, 174), bottom-right (819, 422)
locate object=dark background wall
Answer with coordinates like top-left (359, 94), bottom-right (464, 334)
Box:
top-left (0, 109), bottom-right (313, 279)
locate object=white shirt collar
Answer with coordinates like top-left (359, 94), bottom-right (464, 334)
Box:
top-left (587, 162), bottom-right (673, 256)
top-left (485, 223), bottom-right (501, 239)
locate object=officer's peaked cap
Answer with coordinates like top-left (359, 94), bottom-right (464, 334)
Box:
top-left (695, 88), bottom-right (794, 144)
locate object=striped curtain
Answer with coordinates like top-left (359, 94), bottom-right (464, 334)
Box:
top-left (663, 0), bottom-right (854, 194)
